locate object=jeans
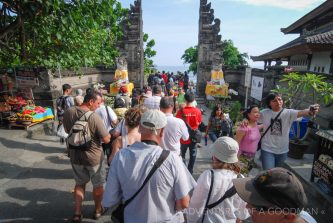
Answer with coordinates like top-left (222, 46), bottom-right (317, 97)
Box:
top-left (261, 150), bottom-right (288, 170)
top-left (181, 142), bottom-right (197, 174)
top-left (208, 133), bottom-right (218, 143)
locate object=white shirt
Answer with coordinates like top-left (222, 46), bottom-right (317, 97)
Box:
top-left (187, 169), bottom-right (250, 223)
top-left (161, 113), bottom-right (189, 155)
top-left (96, 105), bottom-right (118, 132)
top-left (259, 108), bottom-right (298, 154)
top-left (102, 142), bottom-right (196, 223)
top-left (144, 95), bottom-right (161, 110)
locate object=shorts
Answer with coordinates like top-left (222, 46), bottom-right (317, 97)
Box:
top-left (71, 161), bottom-right (105, 187)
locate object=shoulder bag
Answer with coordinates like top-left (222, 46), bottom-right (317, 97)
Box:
top-left (181, 109), bottom-right (202, 143)
top-left (111, 149), bottom-right (170, 223)
top-left (257, 108), bottom-right (284, 151)
top-left (102, 105), bottom-right (114, 158)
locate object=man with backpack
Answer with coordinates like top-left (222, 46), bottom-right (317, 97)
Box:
top-left (56, 84), bottom-right (74, 143)
top-left (63, 90), bottom-right (111, 222)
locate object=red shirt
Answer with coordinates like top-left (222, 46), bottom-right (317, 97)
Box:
top-left (161, 73), bottom-right (168, 84)
top-left (178, 80), bottom-right (184, 88)
top-left (176, 106), bottom-right (202, 144)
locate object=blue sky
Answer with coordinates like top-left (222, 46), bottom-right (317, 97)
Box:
top-left (119, 0), bottom-right (326, 68)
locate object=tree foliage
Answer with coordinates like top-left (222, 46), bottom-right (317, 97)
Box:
top-left (143, 33), bottom-right (156, 75)
top-left (0, 0), bottom-right (128, 69)
top-left (222, 40), bottom-right (248, 69)
top-left (181, 45), bottom-right (198, 75)
top-left (181, 40), bottom-right (248, 73)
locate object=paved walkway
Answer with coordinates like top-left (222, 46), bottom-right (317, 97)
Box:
top-left (0, 104), bottom-right (332, 222)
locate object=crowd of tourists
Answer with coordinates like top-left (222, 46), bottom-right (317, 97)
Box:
top-left (55, 80), bottom-right (319, 223)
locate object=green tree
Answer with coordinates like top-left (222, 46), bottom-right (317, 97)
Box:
top-left (222, 40), bottom-right (248, 69)
top-left (181, 45), bottom-right (198, 75)
top-left (181, 40), bottom-right (248, 73)
top-left (0, 0), bottom-right (128, 69)
top-left (143, 33), bottom-right (156, 76)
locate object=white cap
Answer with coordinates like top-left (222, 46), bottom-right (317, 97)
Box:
top-left (140, 110), bottom-right (167, 135)
top-left (210, 136), bottom-right (239, 163)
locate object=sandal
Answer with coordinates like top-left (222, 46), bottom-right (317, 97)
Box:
top-left (93, 207), bottom-right (108, 220)
top-left (72, 214), bottom-right (82, 223)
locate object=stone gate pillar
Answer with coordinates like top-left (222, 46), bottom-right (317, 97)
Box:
top-left (118, 0), bottom-right (144, 88)
top-left (197, 0), bottom-right (224, 96)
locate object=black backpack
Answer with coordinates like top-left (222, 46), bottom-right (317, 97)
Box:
top-left (56, 96), bottom-right (69, 117)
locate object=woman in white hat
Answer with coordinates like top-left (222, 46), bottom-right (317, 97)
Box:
top-left (187, 137), bottom-right (250, 223)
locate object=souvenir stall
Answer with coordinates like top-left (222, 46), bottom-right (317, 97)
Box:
top-left (0, 68), bottom-right (54, 129)
top-left (311, 130), bottom-right (333, 196)
top-left (109, 58), bottom-right (134, 96)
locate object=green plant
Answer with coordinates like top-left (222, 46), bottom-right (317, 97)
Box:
top-left (229, 100), bottom-right (242, 123)
top-left (272, 72), bottom-right (333, 108)
top-left (272, 72), bottom-right (333, 142)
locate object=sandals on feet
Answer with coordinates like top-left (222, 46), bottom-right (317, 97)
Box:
top-left (93, 207), bottom-right (108, 220)
top-left (72, 214), bottom-right (82, 223)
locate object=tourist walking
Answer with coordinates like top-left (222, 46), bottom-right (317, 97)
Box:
top-left (143, 85), bottom-right (162, 109)
top-left (187, 137), bottom-right (249, 223)
top-left (56, 84), bottom-right (74, 143)
top-left (258, 93), bottom-right (319, 170)
top-left (63, 90), bottom-right (111, 222)
top-left (160, 96), bottom-right (189, 155)
top-left (176, 92), bottom-right (202, 174)
top-left (205, 105), bottom-right (224, 143)
top-left (102, 110), bottom-right (196, 222)
top-left (108, 107), bottom-right (142, 165)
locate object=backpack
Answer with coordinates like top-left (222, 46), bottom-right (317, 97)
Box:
top-left (56, 96), bottom-right (69, 117)
top-left (67, 111), bottom-right (94, 151)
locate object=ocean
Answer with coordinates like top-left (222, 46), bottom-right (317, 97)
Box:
top-left (155, 65), bottom-right (197, 83)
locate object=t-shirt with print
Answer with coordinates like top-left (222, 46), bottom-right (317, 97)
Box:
top-left (63, 106), bottom-right (109, 166)
top-left (259, 108), bottom-right (298, 154)
top-left (176, 106), bottom-right (202, 144)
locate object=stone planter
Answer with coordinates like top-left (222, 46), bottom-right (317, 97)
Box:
top-left (288, 140), bottom-right (309, 159)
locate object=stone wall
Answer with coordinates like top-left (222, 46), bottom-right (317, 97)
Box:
top-left (29, 68), bottom-right (114, 113)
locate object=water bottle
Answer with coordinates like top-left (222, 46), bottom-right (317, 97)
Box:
top-left (205, 136), bottom-right (208, 146)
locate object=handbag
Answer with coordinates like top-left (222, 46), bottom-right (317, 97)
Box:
top-left (257, 108), bottom-right (284, 151)
top-left (180, 109), bottom-right (202, 143)
top-left (111, 150), bottom-right (170, 223)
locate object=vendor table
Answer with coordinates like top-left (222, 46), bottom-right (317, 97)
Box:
top-left (311, 130), bottom-right (333, 190)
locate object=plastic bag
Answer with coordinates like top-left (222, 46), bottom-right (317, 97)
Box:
top-left (56, 124), bottom-right (68, 138)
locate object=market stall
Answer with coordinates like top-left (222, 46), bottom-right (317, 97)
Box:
top-left (311, 130), bottom-right (333, 195)
top-left (0, 68), bottom-right (54, 129)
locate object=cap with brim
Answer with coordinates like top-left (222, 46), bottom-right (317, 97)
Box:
top-left (140, 110), bottom-right (167, 135)
top-left (233, 167), bottom-right (307, 210)
top-left (233, 177), bottom-right (275, 208)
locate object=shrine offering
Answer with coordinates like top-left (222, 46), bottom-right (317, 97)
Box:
top-left (110, 57), bottom-right (134, 96)
top-left (205, 67), bottom-right (229, 97)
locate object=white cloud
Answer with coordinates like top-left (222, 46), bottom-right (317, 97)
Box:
top-left (235, 0), bottom-right (325, 10)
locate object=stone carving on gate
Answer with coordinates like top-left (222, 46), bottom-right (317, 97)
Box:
top-left (197, 0), bottom-right (225, 96)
